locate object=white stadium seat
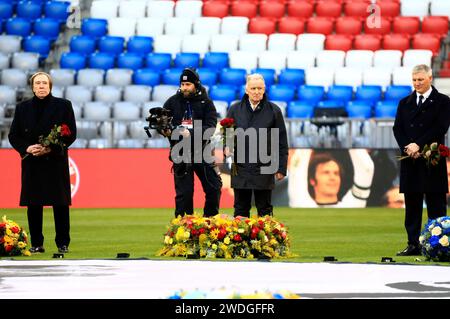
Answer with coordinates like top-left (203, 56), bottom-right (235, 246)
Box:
top-left (345, 50), bottom-right (374, 69)
top-left (0, 69), bottom-right (28, 88)
top-left (193, 17), bottom-right (221, 35)
top-left (94, 85), bottom-right (122, 103)
top-left (153, 35), bottom-right (182, 57)
top-left (430, 0), bottom-right (450, 16)
top-left (123, 85), bottom-right (152, 104)
top-left (113, 101), bottom-right (141, 120)
top-left (316, 50), bottom-right (346, 69)
top-left (210, 34), bottom-right (239, 53)
top-left (400, 0), bottom-right (431, 17)
top-left (362, 67), bottom-right (392, 91)
top-left (65, 85), bottom-right (93, 104)
top-left (105, 69), bottom-right (133, 86)
top-left (229, 50), bottom-right (258, 72)
top-left (287, 51), bottom-right (316, 69)
top-left (147, 1), bottom-right (175, 18)
top-left (268, 33), bottom-right (297, 52)
top-left (175, 0), bottom-right (203, 18)
top-left (392, 66), bottom-right (414, 86)
top-left (50, 68), bottom-right (76, 87)
top-left (164, 17), bottom-right (193, 36)
top-left (12, 52), bottom-right (39, 70)
top-left (118, 0), bottom-right (147, 18)
top-left (334, 67), bottom-right (363, 90)
top-left (90, 0), bottom-right (119, 19)
top-left (258, 51), bottom-right (287, 74)
top-left (402, 49), bottom-right (433, 67)
top-left (107, 17), bottom-right (136, 40)
top-left (152, 85), bottom-right (178, 102)
top-left (84, 101), bottom-right (111, 120)
top-left (136, 18), bottom-right (165, 37)
top-left (373, 50), bottom-right (402, 70)
top-left (296, 33), bottom-right (326, 53)
top-left (305, 67), bottom-right (335, 90)
top-left (181, 34), bottom-right (211, 58)
top-left (77, 68), bottom-right (105, 87)
top-left (239, 34), bottom-right (267, 53)
top-left (221, 17), bottom-right (249, 36)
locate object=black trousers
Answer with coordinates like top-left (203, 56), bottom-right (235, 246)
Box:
top-left (404, 192), bottom-right (447, 246)
top-left (234, 188), bottom-right (273, 217)
top-left (173, 162), bottom-right (222, 217)
top-left (27, 205), bottom-right (70, 248)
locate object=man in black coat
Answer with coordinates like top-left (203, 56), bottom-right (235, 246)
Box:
top-left (8, 72), bottom-right (77, 254)
top-left (393, 64), bottom-right (450, 256)
top-left (226, 73), bottom-right (288, 217)
top-left (162, 68), bottom-right (222, 217)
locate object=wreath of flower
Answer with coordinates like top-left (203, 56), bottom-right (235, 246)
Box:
top-left (0, 215), bottom-right (31, 256)
top-left (419, 216), bottom-right (450, 262)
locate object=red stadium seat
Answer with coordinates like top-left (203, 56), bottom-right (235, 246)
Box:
top-left (364, 16), bottom-right (392, 35)
top-left (306, 17), bottom-right (335, 35)
top-left (277, 17), bottom-right (305, 35)
top-left (203, 1), bottom-right (230, 18)
top-left (442, 60), bottom-right (450, 69)
top-left (412, 33), bottom-right (441, 56)
top-left (382, 33), bottom-right (410, 52)
top-left (231, 1), bottom-right (258, 18)
top-left (392, 16), bottom-right (420, 36)
top-left (259, 0), bottom-right (286, 19)
top-left (335, 17), bottom-right (363, 35)
top-left (248, 17), bottom-right (277, 35)
top-left (344, 1), bottom-right (371, 18)
top-left (422, 16), bottom-right (449, 39)
top-left (439, 69), bottom-right (450, 77)
top-left (376, 1), bottom-right (400, 18)
top-left (354, 34), bottom-right (382, 51)
top-left (287, 1), bottom-right (314, 18)
top-left (325, 34), bottom-right (353, 51)
top-left (315, 1), bottom-right (342, 17)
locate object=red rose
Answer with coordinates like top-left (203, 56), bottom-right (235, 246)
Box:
top-left (60, 124), bottom-right (71, 137)
top-left (250, 227), bottom-right (259, 239)
top-left (220, 118), bottom-right (234, 128)
top-left (199, 228), bottom-right (206, 234)
top-left (5, 245), bottom-right (13, 252)
top-left (10, 226), bottom-right (19, 233)
top-left (233, 234), bottom-right (242, 242)
top-left (218, 228), bottom-right (227, 240)
top-left (439, 144), bottom-right (449, 157)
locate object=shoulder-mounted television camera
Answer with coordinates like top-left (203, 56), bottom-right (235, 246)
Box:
top-left (144, 107), bottom-right (176, 138)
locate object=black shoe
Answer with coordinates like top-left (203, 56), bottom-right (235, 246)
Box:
top-left (29, 246), bottom-right (45, 253)
top-left (396, 245), bottom-right (421, 256)
top-left (58, 245), bottom-right (69, 253)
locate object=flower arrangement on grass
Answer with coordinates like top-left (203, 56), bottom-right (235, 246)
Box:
top-left (419, 216), bottom-right (450, 262)
top-left (157, 213), bottom-right (292, 259)
top-left (0, 215), bottom-right (31, 256)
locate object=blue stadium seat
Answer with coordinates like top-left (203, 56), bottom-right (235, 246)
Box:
top-left (0, 2), bottom-right (14, 21)
top-left (33, 17), bottom-right (60, 41)
top-left (346, 103), bottom-right (372, 118)
top-left (127, 36), bottom-right (153, 56)
top-left (44, 1), bottom-right (70, 24)
top-left (98, 36), bottom-right (125, 56)
top-left (89, 52), bottom-right (116, 70)
top-left (203, 52), bottom-right (229, 70)
top-left (81, 18), bottom-right (108, 39)
top-left (174, 52), bottom-right (200, 69)
top-left (209, 85), bottom-right (237, 104)
top-left (60, 52), bottom-right (87, 70)
top-left (278, 68), bottom-right (305, 86)
top-left (268, 84), bottom-right (296, 103)
top-left (251, 68), bottom-right (276, 86)
top-left (23, 35), bottom-right (51, 59)
top-left (133, 68), bottom-right (160, 86)
top-left (326, 85), bottom-right (353, 103)
top-left (287, 101), bottom-right (315, 118)
top-left (375, 100), bottom-right (398, 118)
top-left (219, 68), bottom-right (246, 86)
top-left (355, 85), bottom-right (382, 104)
top-left (239, 85), bottom-right (246, 99)
top-left (17, 1), bottom-right (42, 20)
top-left (197, 68), bottom-right (218, 87)
top-left (5, 17), bottom-right (32, 37)
top-left (162, 68), bottom-right (183, 85)
top-left (384, 85), bottom-right (412, 101)
top-left (297, 85), bottom-right (325, 104)
top-left (117, 52), bottom-right (144, 70)
top-left (70, 35), bottom-right (96, 55)
top-left (145, 53), bottom-right (172, 71)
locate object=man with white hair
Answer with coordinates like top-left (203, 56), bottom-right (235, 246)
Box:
top-left (393, 64), bottom-right (450, 256)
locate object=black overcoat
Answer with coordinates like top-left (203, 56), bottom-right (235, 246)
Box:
top-left (227, 94), bottom-right (288, 190)
top-left (393, 86), bottom-right (450, 193)
top-left (8, 95), bottom-right (77, 206)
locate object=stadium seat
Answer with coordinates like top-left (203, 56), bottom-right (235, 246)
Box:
top-left (239, 33), bottom-right (268, 53)
top-left (165, 17), bottom-right (193, 36)
top-left (70, 35), bottom-right (96, 55)
top-left (98, 36), bottom-right (125, 55)
top-left (228, 51), bottom-right (258, 72)
top-left (277, 17), bottom-right (305, 35)
top-left (422, 16), bottom-right (449, 39)
top-left (430, 0), bottom-right (450, 16)
top-left (346, 102), bottom-right (372, 119)
top-left (344, 1), bottom-right (371, 18)
top-left (377, 0), bottom-right (400, 17)
top-left (118, 0), bottom-right (146, 19)
top-left (117, 139), bottom-right (145, 148)
top-left (353, 34), bottom-right (382, 51)
top-left (50, 68), bottom-right (75, 87)
top-left (152, 84), bottom-right (178, 102)
top-left (412, 33), bottom-right (441, 56)
top-left (297, 85), bottom-right (325, 104)
top-left (248, 17), bottom-right (277, 35)
top-left (113, 101), bottom-right (141, 120)
top-left (145, 53), bottom-right (172, 71)
top-left (230, 1), bottom-right (257, 18)
top-left (279, 68), bottom-right (305, 86)
top-left (382, 34), bottom-right (411, 52)
top-left (364, 16), bottom-right (392, 35)
top-left (402, 49), bottom-right (433, 67)
top-left (259, 0), bottom-right (286, 19)
top-left (132, 68), bottom-right (160, 87)
top-left (286, 51), bottom-right (315, 69)
top-left (6, 17), bottom-right (32, 37)
top-left (392, 66), bottom-right (415, 86)
top-left (81, 18), bottom-right (108, 39)
top-left (181, 35), bottom-right (210, 57)
top-left (44, 1), bottom-right (70, 23)
top-left (23, 35), bottom-right (51, 59)
top-left (384, 85), bottom-right (412, 101)
top-left (123, 85), bottom-right (152, 104)
top-left (375, 100), bottom-right (398, 118)
top-left (203, 52), bottom-right (229, 70)
top-left (1, 68), bottom-right (28, 88)
top-left (77, 68), bottom-right (105, 87)
top-left (84, 101), bottom-right (111, 120)
top-left (202, 1), bottom-right (229, 18)
top-left (33, 18), bottom-right (60, 41)
top-left (287, 101), bottom-right (315, 118)
top-left (325, 34), bottom-right (353, 51)
top-left (147, 0), bottom-right (174, 18)
top-left (355, 85), bottom-right (382, 103)
top-left (346, 50), bottom-right (374, 69)
top-left (89, 52), bottom-right (116, 70)
top-left (327, 85), bottom-right (353, 103)
top-left (17, 0), bottom-right (43, 20)
top-left (152, 35), bottom-right (182, 58)
top-left (0, 52), bottom-right (9, 69)
top-left (136, 17), bottom-right (164, 37)
top-left (90, 0), bottom-right (119, 19)
top-left (373, 50), bottom-right (402, 69)
top-left (362, 67), bottom-right (392, 90)
top-left (175, 0), bottom-right (203, 18)
top-left (258, 51), bottom-right (287, 73)
top-left (287, 1), bottom-right (314, 18)
top-left (221, 17), bottom-right (249, 36)
top-left (251, 68), bottom-right (276, 86)
top-left (209, 85), bottom-right (237, 104)
top-left (108, 17), bottom-right (137, 40)
top-left (335, 17), bottom-right (363, 35)
top-left (0, 85), bottom-right (17, 104)
top-left (296, 33), bottom-right (326, 52)
top-left (0, 2), bottom-right (13, 21)
top-left (210, 34), bottom-right (239, 53)
top-left (268, 84), bottom-right (296, 103)
top-left (219, 68), bottom-right (246, 86)
top-left (392, 17), bottom-right (420, 36)
top-left (117, 52), bottom-right (143, 70)
top-left (12, 52), bottom-right (39, 70)
top-left (174, 52), bottom-right (200, 69)
top-left (196, 68), bottom-right (218, 87)
top-left (268, 33), bottom-right (296, 52)
top-left (193, 17), bottom-right (221, 35)
top-left (400, 0), bottom-right (430, 17)
top-left (65, 85), bottom-right (93, 104)
top-left (214, 100), bottom-right (228, 118)
top-left (306, 17), bottom-right (334, 35)
top-left (0, 35), bottom-right (21, 54)
top-left (305, 67), bottom-right (334, 90)
top-left (88, 139), bottom-right (114, 149)
top-left (162, 68), bottom-right (184, 85)
top-left (315, 1), bottom-right (342, 17)
top-left (334, 68), bottom-right (363, 90)
top-left (94, 85), bottom-right (122, 103)
top-left (316, 50), bottom-right (346, 69)
top-left (60, 52), bottom-right (87, 70)
top-left (127, 36), bottom-right (153, 56)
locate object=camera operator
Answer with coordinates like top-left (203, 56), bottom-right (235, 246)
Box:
top-left (161, 68), bottom-right (222, 217)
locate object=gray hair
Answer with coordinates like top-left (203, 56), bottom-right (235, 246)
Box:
top-left (246, 73), bottom-right (265, 85)
top-left (412, 64), bottom-right (432, 77)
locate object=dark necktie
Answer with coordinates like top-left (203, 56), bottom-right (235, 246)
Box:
top-left (417, 95), bottom-right (424, 111)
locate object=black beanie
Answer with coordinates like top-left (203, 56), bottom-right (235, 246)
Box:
top-left (180, 68), bottom-right (200, 87)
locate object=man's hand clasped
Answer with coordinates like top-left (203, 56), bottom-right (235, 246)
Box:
top-left (26, 144), bottom-right (50, 157)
